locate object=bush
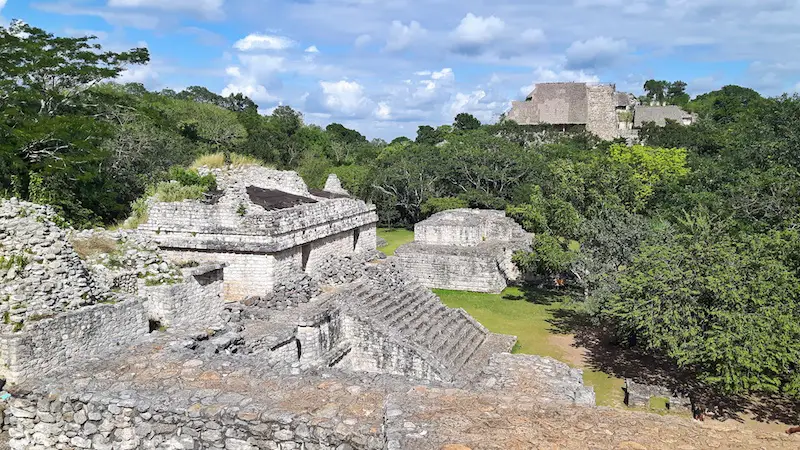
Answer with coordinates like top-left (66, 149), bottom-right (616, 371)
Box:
top-left (230, 153), bottom-right (265, 167)
top-left (151, 182), bottom-right (207, 202)
top-left (191, 152), bottom-right (225, 169)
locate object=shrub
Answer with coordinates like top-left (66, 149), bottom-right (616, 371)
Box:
top-left (151, 182), bottom-right (207, 203)
top-left (191, 152), bottom-right (225, 169)
top-left (230, 153), bottom-right (265, 167)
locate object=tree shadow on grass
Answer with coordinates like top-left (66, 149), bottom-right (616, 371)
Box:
top-left (502, 284), bottom-right (573, 306)
top-left (548, 308), bottom-right (800, 426)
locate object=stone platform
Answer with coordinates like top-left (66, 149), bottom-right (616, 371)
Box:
top-left (5, 335), bottom-right (797, 449)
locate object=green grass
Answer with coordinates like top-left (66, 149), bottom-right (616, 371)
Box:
top-left (377, 228), bottom-right (415, 256)
top-left (436, 287), bottom-right (625, 407)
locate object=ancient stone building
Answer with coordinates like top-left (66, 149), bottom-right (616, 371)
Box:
top-left (506, 82), bottom-right (694, 140)
top-left (395, 209), bottom-right (531, 293)
top-left (138, 167), bottom-right (378, 301)
top-left (0, 190), bottom-right (796, 448)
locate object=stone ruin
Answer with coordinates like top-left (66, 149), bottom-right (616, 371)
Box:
top-left (394, 209), bottom-right (531, 293)
top-left (0, 167), bottom-right (600, 450)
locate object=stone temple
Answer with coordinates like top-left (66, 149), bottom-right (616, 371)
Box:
top-left (395, 209), bottom-right (531, 293)
top-left (0, 165), bottom-right (794, 449)
top-left (138, 166), bottom-right (378, 301)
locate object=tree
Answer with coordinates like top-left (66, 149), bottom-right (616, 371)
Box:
top-left (608, 143), bottom-right (690, 212)
top-left (326, 123), bottom-right (367, 145)
top-left (605, 213), bottom-right (800, 396)
top-left (453, 113), bottom-right (481, 131)
top-left (666, 81), bottom-right (689, 107)
top-left (0, 21), bottom-right (149, 224)
top-left (643, 80), bottom-right (668, 104)
top-left (415, 125), bottom-right (443, 145)
top-left (688, 85), bottom-right (764, 124)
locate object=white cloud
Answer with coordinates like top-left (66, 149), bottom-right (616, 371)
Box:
top-left (384, 20), bottom-right (425, 52)
top-left (354, 34), bottom-right (372, 47)
top-left (520, 28), bottom-right (546, 45)
top-left (107, 0), bottom-right (225, 16)
top-left (519, 67), bottom-right (601, 96)
top-left (451, 13), bottom-right (505, 54)
top-left (233, 33), bottom-right (295, 51)
top-left (305, 45), bottom-right (319, 53)
top-left (565, 36), bottom-right (628, 69)
top-left (117, 64), bottom-right (159, 87)
top-left (375, 102), bottom-right (392, 120)
top-left (319, 80), bottom-right (374, 116)
top-left (221, 82), bottom-right (278, 103)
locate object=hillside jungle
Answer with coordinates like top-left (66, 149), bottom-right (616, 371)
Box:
top-left (2, 21), bottom-right (800, 415)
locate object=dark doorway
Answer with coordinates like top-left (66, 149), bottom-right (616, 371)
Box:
top-left (353, 228), bottom-right (360, 251)
top-left (301, 244), bottom-right (311, 271)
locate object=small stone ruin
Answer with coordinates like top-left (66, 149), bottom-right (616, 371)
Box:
top-left (624, 379), bottom-right (692, 412)
top-left (394, 209), bottom-right (532, 293)
top-left (0, 167), bottom-right (596, 450)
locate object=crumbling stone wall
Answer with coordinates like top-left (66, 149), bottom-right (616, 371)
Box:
top-left (0, 200), bottom-right (109, 331)
top-left (5, 390), bottom-right (383, 450)
top-left (0, 299), bottom-right (148, 384)
top-left (395, 245), bottom-right (510, 293)
top-left (142, 264), bottom-right (225, 330)
top-left (586, 84), bottom-right (619, 140)
top-left (395, 209), bottom-right (531, 293)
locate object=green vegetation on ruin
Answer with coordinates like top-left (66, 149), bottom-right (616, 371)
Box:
top-left (376, 228), bottom-right (415, 256)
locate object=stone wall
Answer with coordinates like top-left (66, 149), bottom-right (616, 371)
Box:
top-left (339, 315), bottom-right (444, 382)
top-left (163, 250), bottom-right (272, 301)
top-left (143, 199), bottom-right (378, 254)
top-left (142, 265), bottom-right (225, 330)
top-left (395, 245), bottom-right (510, 293)
top-left (5, 389), bottom-right (384, 450)
top-left (0, 299), bottom-right (148, 384)
top-left (586, 84), bottom-right (619, 140)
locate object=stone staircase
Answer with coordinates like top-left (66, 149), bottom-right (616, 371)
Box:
top-left (335, 277), bottom-right (515, 382)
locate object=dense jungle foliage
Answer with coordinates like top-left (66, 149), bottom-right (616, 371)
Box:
top-left (2, 21), bottom-right (800, 398)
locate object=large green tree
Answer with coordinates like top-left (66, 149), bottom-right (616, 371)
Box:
top-left (0, 20), bottom-right (149, 224)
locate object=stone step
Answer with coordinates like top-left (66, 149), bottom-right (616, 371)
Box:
top-left (385, 291), bottom-right (434, 326)
top-left (397, 300), bottom-right (436, 335)
top-left (372, 290), bottom-right (407, 316)
top-left (422, 310), bottom-right (455, 345)
top-left (434, 320), bottom-right (476, 362)
top-left (378, 291), bottom-right (417, 324)
top-left (449, 327), bottom-right (486, 370)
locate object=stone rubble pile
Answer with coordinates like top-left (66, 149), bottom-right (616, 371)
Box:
top-left (0, 199), bottom-right (109, 331)
top-left (243, 272), bottom-right (321, 311)
top-left (71, 229), bottom-right (183, 293)
top-left (312, 250), bottom-right (385, 286)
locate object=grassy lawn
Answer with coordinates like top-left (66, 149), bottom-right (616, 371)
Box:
top-left (377, 228), bottom-right (415, 256)
top-left (436, 287), bottom-right (625, 407)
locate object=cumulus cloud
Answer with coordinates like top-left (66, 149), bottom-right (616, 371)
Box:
top-left (305, 45), bottom-right (319, 53)
top-left (117, 64), bottom-right (159, 87)
top-left (319, 80), bottom-right (374, 117)
top-left (519, 67), bottom-right (601, 96)
top-left (565, 36), bottom-right (628, 69)
top-left (451, 13), bottom-right (506, 54)
top-left (384, 20), bottom-right (426, 52)
top-left (234, 33), bottom-right (296, 51)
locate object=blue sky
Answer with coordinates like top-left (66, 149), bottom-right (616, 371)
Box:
top-left (2, 0), bottom-right (800, 139)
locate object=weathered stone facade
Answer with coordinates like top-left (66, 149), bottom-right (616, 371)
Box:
top-left (139, 166), bottom-right (378, 301)
top-left (0, 181), bottom-right (605, 449)
top-left (506, 82), bottom-right (695, 141)
top-left (395, 209), bottom-right (531, 293)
